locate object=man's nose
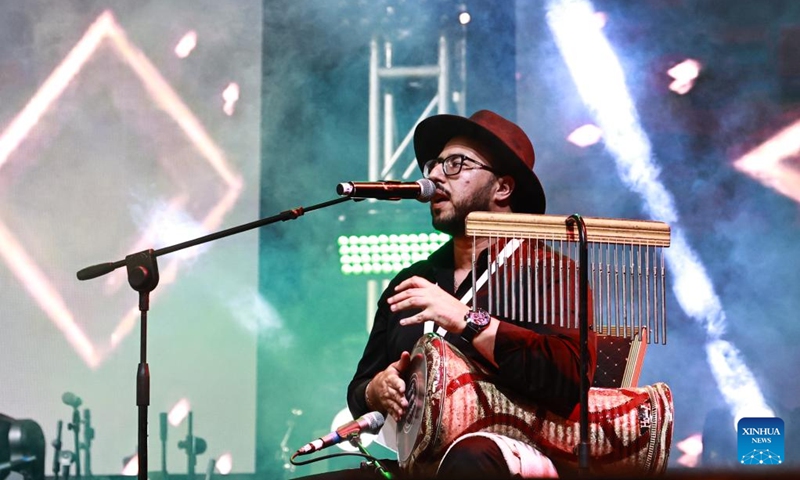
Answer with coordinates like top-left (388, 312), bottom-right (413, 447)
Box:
top-left (425, 161), bottom-right (446, 182)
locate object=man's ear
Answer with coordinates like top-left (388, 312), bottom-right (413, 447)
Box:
top-left (494, 175), bottom-right (515, 204)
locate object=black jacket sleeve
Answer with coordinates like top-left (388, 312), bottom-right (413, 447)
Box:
top-left (492, 321), bottom-right (596, 417)
top-left (346, 300), bottom-right (391, 418)
top-left (346, 259), bottom-right (434, 418)
top-left (488, 248), bottom-right (597, 416)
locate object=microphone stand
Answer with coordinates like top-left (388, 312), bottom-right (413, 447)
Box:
top-left (82, 409), bottom-right (94, 479)
top-left (52, 421), bottom-right (63, 480)
top-left (349, 436), bottom-right (392, 480)
top-left (67, 406), bottom-right (81, 480)
top-left (59, 451), bottom-right (75, 480)
top-left (177, 412), bottom-right (197, 480)
top-left (278, 419), bottom-right (294, 474)
top-left (160, 412), bottom-right (169, 480)
top-left (75, 196), bottom-right (354, 480)
top-left (567, 214), bottom-right (590, 475)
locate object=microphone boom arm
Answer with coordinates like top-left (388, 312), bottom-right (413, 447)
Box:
top-left (76, 196), bottom-right (354, 281)
top-left (74, 195), bottom-right (355, 480)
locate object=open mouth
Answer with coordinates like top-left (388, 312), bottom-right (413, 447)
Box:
top-left (432, 187), bottom-right (449, 204)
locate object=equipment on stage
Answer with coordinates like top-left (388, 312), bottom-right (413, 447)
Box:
top-left (51, 421), bottom-right (63, 480)
top-left (396, 333), bottom-right (673, 476)
top-left (277, 409), bottom-right (303, 477)
top-left (291, 412), bottom-right (392, 479)
top-left (466, 211), bottom-right (671, 473)
top-left (57, 451), bottom-right (75, 480)
top-left (392, 212), bottom-right (674, 475)
top-left (0, 414), bottom-right (45, 480)
top-left (61, 394), bottom-right (82, 409)
top-left (295, 412), bottom-right (385, 456)
top-left (66, 396), bottom-right (82, 480)
top-left (157, 410), bottom-right (209, 480)
top-left (177, 412), bottom-right (207, 480)
top-left (77, 194), bottom-right (355, 480)
top-left (336, 179), bottom-right (436, 202)
top-left (52, 392), bottom-right (93, 480)
top-left (159, 412), bottom-right (169, 480)
top-left (81, 410), bottom-right (94, 478)
top-left (464, 212), bottom-right (670, 343)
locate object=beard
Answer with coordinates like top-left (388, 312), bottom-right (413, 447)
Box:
top-left (431, 180), bottom-right (495, 236)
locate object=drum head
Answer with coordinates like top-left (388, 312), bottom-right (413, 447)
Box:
top-left (396, 348), bottom-right (426, 464)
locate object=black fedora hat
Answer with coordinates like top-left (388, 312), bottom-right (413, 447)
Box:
top-left (413, 110), bottom-right (546, 214)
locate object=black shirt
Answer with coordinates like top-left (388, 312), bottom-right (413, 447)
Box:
top-left (347, 239), bottom-right (597, 420)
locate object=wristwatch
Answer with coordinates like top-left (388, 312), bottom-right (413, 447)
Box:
top-left (460, 308), bottom-right (491, 344)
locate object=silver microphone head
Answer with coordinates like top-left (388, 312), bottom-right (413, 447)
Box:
top-left (415, 178), bottom-right (436, 202)
top-left (362, 411), bottom-right (385, 434)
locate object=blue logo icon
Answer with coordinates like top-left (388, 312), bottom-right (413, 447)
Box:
top-left (737, 417), bottom-right (784, 465)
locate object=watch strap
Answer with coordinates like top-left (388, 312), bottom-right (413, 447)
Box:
top-left (460, 308), bottom-right (490, 343)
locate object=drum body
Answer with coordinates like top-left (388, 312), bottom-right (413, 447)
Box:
top-left (396, 334), bottom-right (673, 476)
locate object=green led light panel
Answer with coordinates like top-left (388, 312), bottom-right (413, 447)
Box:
top-left (337, 232), bottom-right (450, 275)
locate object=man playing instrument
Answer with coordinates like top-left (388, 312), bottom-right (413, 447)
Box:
top-left (347, 110), bottom-right (597, 478)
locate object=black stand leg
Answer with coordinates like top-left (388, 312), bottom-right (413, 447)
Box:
top-left (83, 409), bottom-right (94, 479)
top-left (61, 460), bottom-right (71, 480)
top-left (568, 214), bottom-right (590, 475)
top-left (52, 421), bottom-right (63, 480)
top-left (160, 412), bottom-right (169, 480)
top-left (348, 436), bottom-right (392, 480)
top-left (126, 249), bottom-right (160, 480)
top-left (137, 341), bottom-right (149, 480)
top-left (67, 409), bottom-right (81, 480)
top-left (178, 412), bottom-right (197, 480)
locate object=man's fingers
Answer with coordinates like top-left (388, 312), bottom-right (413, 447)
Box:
top-left (384, 393), bottom-right (408, 421)
top-left (376, 373), bottom-right (405, 400)
top-left (394, 276), bottom-right (432, 292)
top-left (396, 351), bottom-right (411, 371)
top-left (373, 383), bottom-right (407, 420)
top-left (390, 351), bottom-right (412, 373)
top-left (374, 352), bottom-right (414, 419)
top-left (387, 289), bottom-right (420, 309)
top-left (386, 381), bottom-right (405, 398)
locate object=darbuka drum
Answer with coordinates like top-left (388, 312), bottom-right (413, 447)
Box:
top-left (396, 334), bottom-right (673, 476)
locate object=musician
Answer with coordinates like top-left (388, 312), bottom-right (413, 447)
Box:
top-left (347, 110), bottom-right (597, 478)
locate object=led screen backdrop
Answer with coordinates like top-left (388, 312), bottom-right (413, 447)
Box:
top-left (256, 0), bottom-right (800, 476)
top-left (2, 0), bottom-right (800, 478)
top-left (0, 0), bottom-right (262, 475)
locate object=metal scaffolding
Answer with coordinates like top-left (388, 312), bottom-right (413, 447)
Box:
top-left (367, 33), bottom-right (467, 181)
top-left (363, 31), bottom-right (467, 332)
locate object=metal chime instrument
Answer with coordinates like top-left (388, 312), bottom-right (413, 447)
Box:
top-left (464, 211), bottom-right (671, 343)
top-left (397, 212), bottom-right (674, 476)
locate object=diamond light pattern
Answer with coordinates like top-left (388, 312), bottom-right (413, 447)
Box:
top-left (733, 119), bottom-right (800, 205)
top-left (0, 11), bottom-right (242, 368)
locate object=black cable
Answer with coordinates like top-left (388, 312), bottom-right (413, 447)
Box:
top-left (288, 451), bottom-right (380, 467)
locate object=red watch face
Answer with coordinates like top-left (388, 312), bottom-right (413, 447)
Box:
top-left (468, 309), bottom-right (491, 326)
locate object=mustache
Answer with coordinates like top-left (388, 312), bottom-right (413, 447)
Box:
top-left (432, 182), bottom-right (450, 198)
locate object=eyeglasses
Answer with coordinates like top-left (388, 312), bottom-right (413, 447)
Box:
top-left (422, 154), bottom-right (499, 178)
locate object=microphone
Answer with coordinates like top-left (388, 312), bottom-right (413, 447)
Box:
top-left (62, 392), bottom-right (82, 408)
top-left (294, 411), bottom-right (384, 456)
top-left (336, 179), bottom-right (436, 202)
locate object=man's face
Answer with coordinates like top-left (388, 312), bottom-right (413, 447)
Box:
top-left (426, 136), bottom-right (499, 236)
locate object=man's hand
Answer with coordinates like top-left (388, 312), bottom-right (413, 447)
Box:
top-left (390, 275), bottom-right (500, 367)
top-left (388, 276), bottom-right (470, 333)
top-left (366, 351), bottom-right (411, 421)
